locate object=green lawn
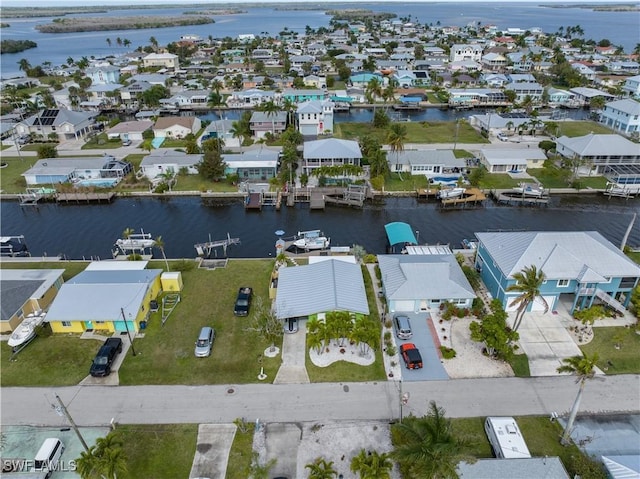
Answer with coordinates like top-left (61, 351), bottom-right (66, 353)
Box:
top-left (626, 251), bottom-right (640, 264)
top-left (0, 156), bottom-right (30, 193)
top-left (118, 260), bottom-right (283, 385)
top-left (384, 173), bottom-right (430, 192)
top-left (454, 149), bottom-right (474, 158)
top-left (555, 121), bottom-right (612, 138)
top-left (172, 174), bottom-right (238, 193)
top-left (528, 166), bottom-right (608, 189)
top-left (452, 416), bottom-right (607, 478)
top-left (508, 353), bottom-right (531, 377)
top-left (226, 424), bottom-right (255, 479)
top-left (21, 143), bottom-right (58, 152)
top-left (1, 144), bottom-right (11, 150)
top-left (0, 261), bottom-right (89, 280)
top-left (334, 121), bottom-right (488, 144)
top-left (477, 173), bottom-right (520, 189)
top-left (82, 133), bottom-right (124, 150)
top-left (118, 424), bottom-right (197, 479)
top-left (580, 326), bottom-right (640, 374)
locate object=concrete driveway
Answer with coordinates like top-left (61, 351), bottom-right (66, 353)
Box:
top-left (78, 332), bottom-right (132, 386)
top-left (274, 320), bottom-right (310, 384)
top-left (394, 312), bottom-right (449, 381)
top-left (258, 422), bottom-right (301, 478)
top-left (189, 424), bottom-right (237, 479)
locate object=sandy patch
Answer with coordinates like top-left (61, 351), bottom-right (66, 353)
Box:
top-left (309, 339), bottom-right (375, 367)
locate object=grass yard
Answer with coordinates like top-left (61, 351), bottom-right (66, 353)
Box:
top-left (528, 166), bottom-right (608, 189)
top-left (452, 416), bottom-right (607, 479)
top-left (580, 326), bottom-right (640, 374)
top-left (477, 173), bottom-right (520, 189)
top-left (0, 156), bottom-right (30, 193)
top-left (1, 144), bottom-right (11, 150)
top-left (334, 121), bottom-right (487, 144)
top-left (226, 423), bottom-right (255, 479)
top-left (556, 121), bottom-right (612, 138)
top-left (118, 260), bottom-right (282, 385)
top-left (118, 424), bottom-right (198, 479)
top-left (0, 326), bottom-right (99, 386)
top-left (172, 174), bottom-right (238, 193)
top-left (454, 149), bottom-right (474, 158)
top-left (626, 251), bottom-right (640, 264)
top-left (508, 353), bottom-right (531, 377)
top-left (20, 143), bottom-right (58, 152)
top-left (82, 133), bottom-right (124, 150)
top-left (0, 260), bottom-right (89, 280)
top-left (384, 173), bottom-right (430, 191)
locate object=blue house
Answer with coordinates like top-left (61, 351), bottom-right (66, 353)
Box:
top-left (281, 88), bottom-right (327, 103)
top-left (475, 231), bottom-right (640, 314)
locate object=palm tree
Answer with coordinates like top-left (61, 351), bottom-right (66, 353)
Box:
top-left (281, 97), bottom-right (297, 128)
top-left (154, 236), bottom-right (170, 271)
top-left (506, 265), bottom-right (547, 332)
top-left (391, 401), bottom-right (471, 478)
top-left (76, 432), bottom-right (127, 479)
top-left (76, 445), bottom-right (101, 479)
top-left (17, 58), bottom-right (31, 73)
top-left (149, 36), bottom-right (159, 52)
top-left (557, 353), bottom-right (600, 445)
top-left (350, 449), bottom-right (393, 479)
top-left (116, 37), bottom-right (123, 48)
top-left (123, 39), bottom-right (131, 49)
top-left (387, 123), bottom-right (407, 178)
top-left (305, 457), bottom-right (337, 479)
top-left (106, 38), bottom-right (112, 48)
top-left (366, 77), bottom-right (383, 104)
top-left (258, 100), bottom-right (281, 135)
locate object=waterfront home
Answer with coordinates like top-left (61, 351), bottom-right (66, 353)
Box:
top-left (86, 84), bottom-right (121, 108)
top-left (129, 73), bottom-right (172, 86)
top-left (274, 257), bottom-right (369, 320)
top-left (281, 88), bottom-right (328, 103)
top-left (16, 109), bottom-right (96, 142)
top-left (555, 133), bottom-right (640, 182)
top-left (474, 231), bottom-right (640, 314)
top-left (470, 112), bottom-right (530, 137)
top-left (0, 269), bottom-right (65, 333)
top-left (547, 87), bottom-right (576, 107)
top-left (389, 150), bottom-right (465, 183)
top-left (45, 262), bottom-right (162, 334)
top-left (296, 99), bottom-right (334, 136)
top-left (200, 119), bottom-right (239, 147)
top-left (378, 254), bottom-right (475, 314)
top-left (160, 90), bottom-right (209, 109)
top-left (139, 149), bottom-right (202, 181)
top-left (349, 73), bottom-right (384, 88)
top-left (153, 116), bottom-right (201, 139)
top-left (449, 44), bottom-right (483, 63)
top-left (222, 145), bottom-right (280, 182)
top-left (249, 111), bottom-right (287, 139)
top-left (106, 120), bottom-right (153, 142)
top-left (506, 52), bottom-right (533, 72)
top-left (85, 65), bottom-right (120, 85)
top-left (391, 70), bottom-right (417, 88)
top-left (448, 89), bottom-right (507, 108)
top-left (481, 53), bottom-right (508, 71)
top-left (142, 53), bottom-right (179, 72)
top-left (228, 89), bottom-right (275, 107)
top-left (22, 156), bottom-right (132, 186)
top-left (608, 61), bottom-right (640, 75)
top-left (481, 73), bottom-right (509, 87)
top-left (569, 87), bottom-right (615, 106)
top-left (598, 99), bottom-right (640, 137)
top-left (479, 148), bottom-right (546, 174)
top-left (503, 82), bottom-right (544, 103)
top-left (302, 138), bottom-right (362, 177)
top-left (120, 81), bottom-right (153, 109)
top-left (622, 75), bottom-right (640, 98)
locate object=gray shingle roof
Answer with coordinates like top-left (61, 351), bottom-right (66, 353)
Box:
top-left (275, 260), bottom-right (369, 319)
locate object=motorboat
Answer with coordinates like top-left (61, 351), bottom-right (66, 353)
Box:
top-left (0, 235), bottom-right (30, 257)
top-left (8, 311), bottom-right (46, 348)
top-left (437, 187), bottom-right (466, 199)
top-left (293, 230), bottom-right (330, 251)
top-left (512, 183), bottom-right (545, 198)
top-left (461, 239), bottom-right (478, 250)
top-left (115, 233), bottom-right (155, 251)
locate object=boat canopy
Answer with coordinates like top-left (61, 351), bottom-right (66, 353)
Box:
top-left (384, 222), bottom-right (418, 246)
top-left (399, 96), bottom-right (422, 104)
top-left (330, 96), bottom-right (353, 103)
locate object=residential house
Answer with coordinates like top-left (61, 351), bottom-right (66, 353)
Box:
top-left (22, 156), bottom-right (132, 186)
top-left (608, 61), bottom-right (640, 75)
top-left (302, 138), bottom-right (362, 177)
top-left (85, 65), bottom-right (120, 85)
top-left (296, 99), bottom-right (334, 136)
top-left (139, 149), bottom-right (202, 181)
top-left (249, 111), bottom-right (287, 139)
top-left (161, 89), bottom-right (209, 109)
top-left (349, 73), bottom-right (384, 88)
top-left (457, 457), bottom-right (570, 479)
top-left (130, 73), bottom-right (172, 86)
top-left (142, 53), bottom-right (179, 72)
top-left (450, 44), bottom-right (483, 62)
top-left (571, 63), bottom-right (597, 81)
top-left (481, 73), bottom-right (510, 88)
top-left (474, 231), bottom-right (640, 313)
top-left (0, 269), bottom-right (65, 333)
top-left (569, 87), bottom-right (615, 106)
top-left (448, 89), bottom-right (507, 108)
top-left (85, 84), bottom-right (121, 108)
top-left (506, 52), bottom-right (533, 72)
top-left (622, 75), bottom-right (640, 98)
top-left (153, 116), bottom-right (201, 139)
top-left (45, 262), bottom-right (163, 334)
top-left (222, 145), bottom-right (280, 182)
top-left (16, 109), bottom-right (96, 142)
top-left (547, 87), bottom-right (576, 107)
top-left (391, 70), bottom-right (417, 88)
top-left (303, 75), bottom-right (327, 89)
top-left (120, 81), bottom-right (153, 108)
top-left (470, 112), bottom-right (530, 137)
top-left (275, 257), bottom-right (369, 320)
top-left (377, 254), bottom-right (476, 313)
top-left (106, 120), bottom-right (153, 141)
top-left (481, 52), bottom-right (508, 71)
top-left (504, 82), bottom-right (544, 103)
top-left (598, 99), bottom-right (640, 136)
top-left (389, 150), bottom-right (465, 183)
top-left (281, 89), bottom-right (327, 103)
top-left (228, 89), bottom-right (276, 107)
top-left (479, 148), bottom-right (546, 173)
top-left (200, 119), bottom-right (240, 148)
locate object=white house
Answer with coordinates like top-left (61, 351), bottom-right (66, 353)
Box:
top-left (139, 149), bottom-right (202, 181)
top-left (142, 53), bottom-right (179, 72)
top-left (106, 120), bottom-right (154, 141)
top-left (479, 148), bottom-right (547, 173)
top-left (622, 75), bottom-right (640, 98)
top-left (598, 99), bottom-right (640, 137)
top-left (302, 138), bottom-right (362, 176)
top-left (85, 65), bottom-right (120, 85)
top-left (389, 150), bottom-right (465, 184)
top-left (16, 109), bottom-right (96, 142)
top-left (449, 44), bottom-right (483, 63)
top-left (296, 99), bottom-right (334, 136)
top-left (153, 116), bottom-right (201, 139)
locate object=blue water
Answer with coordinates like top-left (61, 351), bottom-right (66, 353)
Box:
top-left (2, 3), bottom-right (639, 78)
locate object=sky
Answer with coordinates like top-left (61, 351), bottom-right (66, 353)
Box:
top-left (4, 0), bottom-right (635, 5)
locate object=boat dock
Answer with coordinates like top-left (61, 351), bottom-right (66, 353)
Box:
top-left (56, 192), bottom-right (116, 203)
top-left (18, 188), bottom-right (56, 206)
top-left (416, 188), bottom-right (440, 198)
top-left (490, 189), bottom-right (550, 206)
top-left (194, 233), bottom-right (241, 257)
top-left (440, 188), bottom-right (487, 207)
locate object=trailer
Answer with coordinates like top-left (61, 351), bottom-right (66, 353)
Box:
top-left (484, 417), bottom-right (531, 459)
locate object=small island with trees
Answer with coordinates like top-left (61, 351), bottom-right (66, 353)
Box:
top-left (36, 15), bottom-right (213, 33)
top-left (1, 39), bottom-right (37, 54)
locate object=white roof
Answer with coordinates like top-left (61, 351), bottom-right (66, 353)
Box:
top-left (481, 148), bottom-right (546, 165)
top-left (458, 458), bottom-right (569, 479)
top-left (303, 138), bottom-right (362, 160)
top-left (84, 261), bottom-right (149, 271)
top-left (556, 134), bottom-right (640, 157)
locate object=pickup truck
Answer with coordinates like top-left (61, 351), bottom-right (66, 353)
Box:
top-left (233, 287), bottom-right (253, 316)
top-left (400, 343), bottom-right (423, 370)
top-left (89, 337), bottom-right (123, 377)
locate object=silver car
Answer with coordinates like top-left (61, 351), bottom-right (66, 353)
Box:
top-left (194, 327), bottom-right (215, 357)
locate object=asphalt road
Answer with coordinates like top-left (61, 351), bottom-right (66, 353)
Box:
top-left (3, 375), bottom-right (639, 426)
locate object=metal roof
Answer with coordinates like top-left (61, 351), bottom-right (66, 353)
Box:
top-left (378, 255), bottom-right (475, 301)
top-left (303, 138), bottom-right (362, 160)
top-left (458, 457), bottom-right (570, 479)
top-left (275, 260), bottom-right (369, 319)
top-left (475, 231), bottom-right (640, 279)
top-left (556, 134), bottom-right (640, 157)
top-left (385, 222), bottom-right (418, 247)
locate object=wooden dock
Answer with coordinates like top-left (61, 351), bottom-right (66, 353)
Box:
top-left (310, 191), bottom-right (325, 209)
top-left (244, 192), bottom-right (262, 210)
top-left (56, 192), bottom-right (116, 203)
top-left (19, 188), bottom-right (57, 206)
top-left (490, 190), bottom-right (550, 206)
top-left (440, 188), bottom-right (487, 207)
top-left (416, 188), bottom-right (440, 199)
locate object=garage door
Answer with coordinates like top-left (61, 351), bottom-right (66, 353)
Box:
top-left (532, 295), bottom-right (555, 312)
top-left (300, 124), bottom-right (317, 136)
top-left (392, 300), bottom-right (415, 312)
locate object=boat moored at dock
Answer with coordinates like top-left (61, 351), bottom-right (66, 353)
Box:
top-left (0, 235), bottom-right (30, 257)
top-left (292, 230), bottom-right (330, 251)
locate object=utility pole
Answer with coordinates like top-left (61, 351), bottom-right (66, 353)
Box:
top-left (121, 307), bottom-right (137, 356)
top-left (54, 394), bottom-right (89, 452)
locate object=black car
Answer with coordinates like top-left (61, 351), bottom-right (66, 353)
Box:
top-left (89, 337), bottom-right (123, 377)
top-left (233, 287), bottom-right (253, 316)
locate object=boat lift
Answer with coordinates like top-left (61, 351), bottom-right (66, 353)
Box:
top-left (194, 233), bottom-right (240, 258)
top-left (161, 293), bottom-right (181, 326)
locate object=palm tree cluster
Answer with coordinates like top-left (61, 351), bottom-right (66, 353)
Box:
top-left (307, 312), bottom-right (379, 356)
top-left (309, 164), bottom-right (364, 187)
top-left (350, 449), bottom-right (393, 478)
top-left (76, 432), bottom-right (127, 479)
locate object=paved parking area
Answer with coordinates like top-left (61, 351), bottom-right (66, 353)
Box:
top-left (189, 424), bottom-right (237, 479)
top-left (256, 422), bottom-right (301, 479)
top-left (394, 312), bottom-right (449, 381)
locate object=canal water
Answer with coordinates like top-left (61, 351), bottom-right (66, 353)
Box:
top-left (1, 195), bottom-right (639, 260)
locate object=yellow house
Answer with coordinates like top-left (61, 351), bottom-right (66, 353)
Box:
top-left (45, 262), bottom-right (162, 334)
top-left (0, 269), bottom-right (65, 333)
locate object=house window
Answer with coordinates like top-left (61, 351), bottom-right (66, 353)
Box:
top-left (557, 279), bottom-right (570, 287)
top-left (62, 321), bottom-right (72, 327)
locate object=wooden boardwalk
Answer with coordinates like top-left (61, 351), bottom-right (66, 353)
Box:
top-left (56, 192), bottom-right (116, 203)
top-left (244, 192), bottom-right (262, 210)
top-left (441, 188), bottom-right (487, 207)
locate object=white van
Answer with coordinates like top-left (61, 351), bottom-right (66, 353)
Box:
top-left (33, 438), bottom-right (65, 477)
top-left (484, 417), bottom-right (531, 459)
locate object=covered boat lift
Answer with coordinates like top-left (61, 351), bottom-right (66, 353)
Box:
top-left (384, 222), bottom-right (418, 253)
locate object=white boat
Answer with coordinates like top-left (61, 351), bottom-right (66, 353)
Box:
top-left (8, 311), bottom-right (46, 348)
top-left (512, 183), bottom-right (545, 197)
top-left (461, 239), bottom-right (478, 250)
top-left (437, 187), bottom-right (466, 199)
top-left (293, 230), bottom-right (330, 251)
top-left (0, 235), bottom-right (30, 257)
top-left (114, 230), bottom-right (155, 253)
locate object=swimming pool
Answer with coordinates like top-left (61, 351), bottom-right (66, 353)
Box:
top-left (151, 137), bottom-right (165, 149)
top-left (75, 178), bottom-right (120, 188)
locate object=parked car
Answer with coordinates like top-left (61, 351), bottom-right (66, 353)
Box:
top-left (393, 315), bottom-right (413, 340)
top-left (17, 135), bottom-right (31, 145)
top-left (497, 132), bottom-right (509, 142)
top-left (233, 287), bottom-right (253, 316)
top-left (121, 139), bottom-right (132, 146)
top-left (89, 337), bottom-right (123, 377)
top-left (194, 326), bottom-right (215, 357)
top-left (284, 317), bottom-right (298, 334)
top-left (400, 343), bottom-right (423, 369)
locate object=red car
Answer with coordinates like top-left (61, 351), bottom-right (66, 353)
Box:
top-left (400, 343), bottom-right (423, 369)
